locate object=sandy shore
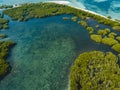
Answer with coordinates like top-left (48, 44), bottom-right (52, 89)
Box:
top-left (48, 1), bottom-right (107, 18)
top-left (10, 1), bottom-right (119, 23)
top-left (47, 1), bottom-right (70, 5)
top-left (48, 1), bottom-right (120, 23)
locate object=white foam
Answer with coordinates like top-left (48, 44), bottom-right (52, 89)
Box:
top-left (47, 1), bottom-right (70, 5)
top-left (49, 1), bottom-right (119, 23)
top-left (94, 0), bottom-right (108, 3)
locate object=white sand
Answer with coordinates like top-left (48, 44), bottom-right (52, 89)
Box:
top-left (49, 1), bottom-right (107, 18)
top-left (48, 1), bottom-right (119, 23)
top-left (47, 1), bottom-right (70, 5)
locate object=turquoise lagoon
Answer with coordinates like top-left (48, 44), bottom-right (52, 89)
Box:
top-left (0, 15), bottom-right (114, 90)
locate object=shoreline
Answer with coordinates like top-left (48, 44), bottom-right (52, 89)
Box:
top-left (0, 1), bottom-right (116, 19)
top-left (47, 1), bottom-right (70, 5)
top-left (0, 1), bottom-right (120, 20)
top-left (47, 1), bottom-right (107, 18)
top-left (6, 1), bottom-right (107, 19)
top-left (3, 1), bottom-right (120, 23)
top-left (48, 1), bottom-right (120, 23)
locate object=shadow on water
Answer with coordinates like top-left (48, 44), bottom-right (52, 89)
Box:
top-left (0, 14), bottom-right (116, 90)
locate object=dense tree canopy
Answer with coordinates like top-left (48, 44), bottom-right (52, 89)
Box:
top-left (0, 41), bottom-right (15, 79)
top-left (90, 34), bottom-right (102, 43)
top-left (112, 44), bottom-right (120, 53)
top-left (71, 16), bottom-right (78, 22)
top-left (70, 51), bottom-right (120, 90)
top-left (97, 28), bottom-right (110, 36)
top-left (116, 36), bottom-right (120, 41)
top-left (0, 18), bottom-right (9, 29)
top-left (102, 37), bottom-right (118, 46)
top-left (86, 27), bottom-right (94, 34)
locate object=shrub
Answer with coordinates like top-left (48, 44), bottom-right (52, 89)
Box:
top-left (0, 59), bottom-right (9, 77)
top-left (102, 37), bottom-right (118, 46)
top-left (78, 20), bottom-right (88, 27)
top-left (97, 29), bottom-right (107, 36)
top-left (71, 16), bottom-right (78, 22)
top-left (112, 26), bottom-right (120, 31)
top-left (70, 51), bottom-right (120, 90)
top-left (90, 34), bottom-right (102, 43)
top-left (63, 17), bottom-right (70, 20)
top-left (116, 36), bottom-right (120, 41)
top-left (104, 28), bottom-right (110, 33)
top-left (0, 41), bottom-right (15, 78)
top-left (95, 25), bottom-right (99, 28)
top-left (108, 32), bottom-right (117, 38)
top-left (97, 28), bottom-right (110, 36)
top-left (112, 43), bottom-right (120, 53)
top-left (107, 16), bottom-right (112, 19)
top-left (0, 18), bottom-right (9, 30)
top-left (86, 27), bottom-right (94, 34)
top-left (3, 24), bottom-right (9, 29)
top-left (0, 34), bottom-right (7, 38)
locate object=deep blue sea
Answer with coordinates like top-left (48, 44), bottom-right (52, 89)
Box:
top-left (0, 0), bottom-right (120, 19)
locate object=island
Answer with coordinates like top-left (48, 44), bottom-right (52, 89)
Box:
top-left (70, 51), bottom-right (120, 90)
top-left (0, 41), bottom-right (15, 80)
top-left (3, 3), bottom-right (120, 30)
top-left (3, 2), bottom-right (120, 53)
top-left (0, 18), bottom-right (9, 29)
top-left (0, 2), bottom-right (120, 90)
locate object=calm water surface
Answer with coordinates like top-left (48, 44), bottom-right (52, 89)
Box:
top-left (0, 15), bottom-right (114, 90)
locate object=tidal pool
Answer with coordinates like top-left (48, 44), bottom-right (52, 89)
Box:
top-left (0, 15), bottom-right (113, 90)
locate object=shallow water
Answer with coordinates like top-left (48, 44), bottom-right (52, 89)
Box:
top-left (0, 15), bottom-right (114, 90)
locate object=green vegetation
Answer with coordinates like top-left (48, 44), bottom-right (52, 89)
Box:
top-left (70, 51), bottom-right (120, 90)
top-left (102, 37), bottom-right (118, 46)
top-left (2, 3), bottom-right (120, 90)
top-left (2, 3), bottom-right (120, 89)
top-left (0, 34), bottom-right (7, 38)
top-left (0, 18), bottom-right (9, 29)
top-left (90, 34), bottom-right (102, 43)
top-left (87, 26), bottom-right (120, 53)
top-left (112, 26), bottom-right (120, 31)
top-left (115, 19), bottom-right (120, 22)
top-left (0, 5), bottom-right (13, 9)
top-left (86, 27), bottom-right (94, 34)
top-left (78, 20), bottom-right (88, 27)
top-left (112, 43), bottom-right (120, 53)
top-left (3, 2), bottom-right (120, 31)
top-left (116, 36), bottom-right (120, 41)
top-left (0, 18), bottom-right (9, 24)
top-left (104, 28), bottom-right (111, 33)
top-left (97, 28), bottom-right (110, 36)
top-left (63, 17), bottom-right (70, 20)
top-left (95, 25), bottom-right (99, 28)
top-left (71, 16), bottom-right (78, 22)
top-left (0, 41), bottom-right (15, 79)
top-left (3, 3), bottom-right (74, 21)
top-left (89, 28), bottom-right (120, 51)
top-left (97, 30), bottom-right (107, 36)
top-left (108, 32), bottom-right (117, 38)
top-left (107, 16), bottom-right (112, 19)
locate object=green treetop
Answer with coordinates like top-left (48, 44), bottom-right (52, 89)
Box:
top-left (70, 51), bottom-right (120, 90)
